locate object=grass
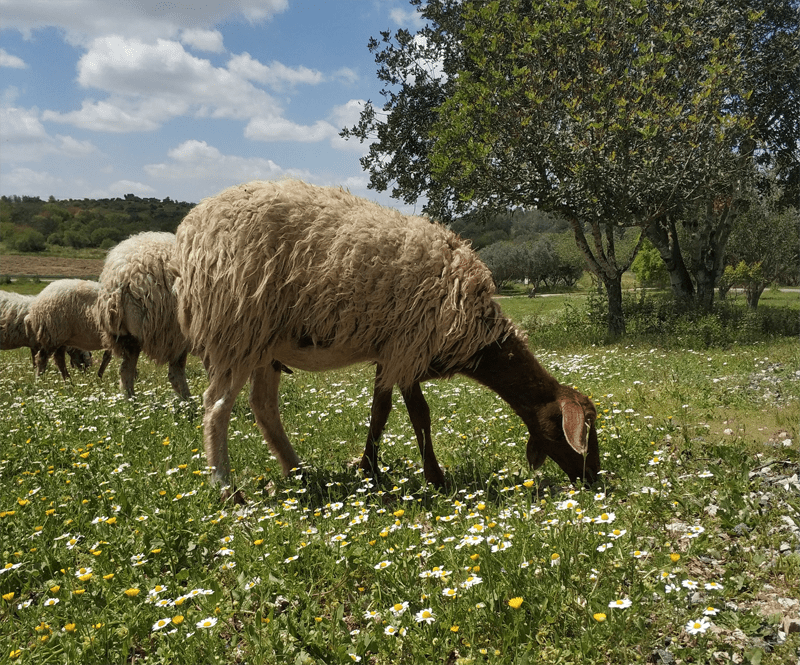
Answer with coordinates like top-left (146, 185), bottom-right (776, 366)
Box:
top-left (0, 300), bottom-right (798, 663)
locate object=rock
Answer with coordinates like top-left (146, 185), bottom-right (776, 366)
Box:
top-left (782, 615), bottom-right (800, 634)
top-left (733, 523), bottom-right (751, 537)
top-left (650, 648), bottom-right (676, 665)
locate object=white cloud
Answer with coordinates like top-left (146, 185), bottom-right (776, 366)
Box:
top-left (333, 67), bottom-right (359, 85)
top-left (0, 105), bottom-right (100, 161)
top-left (144, 139), bottom-right (312, 186)
top-left (56, 134), bottom-right (99, 157)
top-left (244, 116), bottom-right (339, 143)
top-left (107, 179), bottom-right (156, 196)
top-left (328, 99), bottom-right (371, 152)
top-left (2, 0), bottom-right (288, 44)
top-left (390, 6), bottom-right (425, 31)
top-left (42, 98), bottom-right (167, 133)
top-left (228, 52), bottom-right (324, 89)
top-left (0, 48), bottom-right (27, 69)
top-left (0, 166), bottom-right (64, 196)
top-left (42, 36), bottom-right (282, 131)
top-left (180, 29), bottom-right (225, 53)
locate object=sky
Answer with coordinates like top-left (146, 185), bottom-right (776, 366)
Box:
top-left (0, 0), bottom-right (428, 208)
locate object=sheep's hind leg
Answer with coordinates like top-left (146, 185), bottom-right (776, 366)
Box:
top-left (53, 347), bottom-right (70, 381)
top-left (119, 337), bottom-right (141, 397)
top-left (203, 365), bottom-right (250, 489)
top-left (167, 350), bottom-right (191, 401)
top-left (360, 366), bottom-right (393, 480)
top-left (401, 382), bottom-right (445, 489)
top-left (249, 363), bottom-right (301, 476)
top-left (97, 350), bottom-right (113, 379)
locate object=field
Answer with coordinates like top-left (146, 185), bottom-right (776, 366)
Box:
top-left (1, 279), bottom-right (799, 664)
top-left (0, 255), bottom-right (105, 281)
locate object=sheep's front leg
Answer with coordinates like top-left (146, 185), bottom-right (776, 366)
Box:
top-left (401, 382), bottom-right (445, 488)
top-left (249, 363), bottom-right (301, 475)
top-left (33, 349), bottom-right (48, 378)
top-left (167, 350), bottom-right (191, 401)
top-left (360, 367), bottom-right (393, 478)
top-left (53, 347), bottom-right (70, 381)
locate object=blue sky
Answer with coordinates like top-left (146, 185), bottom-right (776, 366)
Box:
top-left (0, 0), bottom-right (427, 208)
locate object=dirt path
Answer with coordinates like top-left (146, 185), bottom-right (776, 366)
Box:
top-left (0, 255), bottom-right (105, 279)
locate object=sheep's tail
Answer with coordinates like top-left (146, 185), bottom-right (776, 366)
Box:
top-left (94, 282), bottom-right (130, 356)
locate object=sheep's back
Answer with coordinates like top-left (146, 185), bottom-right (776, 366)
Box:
top-left (174, 180), bottom-right (513, 388)
top-left (0, 291), bottom-right (36, 350)
top-left (25, 279), bottom-right (103, 350)
top-left (96, 232), bottom-right (187, 364)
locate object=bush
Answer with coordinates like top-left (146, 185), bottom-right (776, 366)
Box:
top-left (8, 228), bottom-right (46, 252)
top-left (521, 290), bottom-right (798, 349)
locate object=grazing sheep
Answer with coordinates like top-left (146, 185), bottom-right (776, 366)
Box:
top-left (23, 279), bottom-right (109, 380)
top-left (95, 232), bottom-right (191, 400)
top-left (1, 290), bottom-right (93, 377)
top-left (173, 180), bottom-right (600, 493)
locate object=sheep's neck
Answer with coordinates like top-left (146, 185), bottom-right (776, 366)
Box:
top-left (459, 333), bottom-right (562, 425)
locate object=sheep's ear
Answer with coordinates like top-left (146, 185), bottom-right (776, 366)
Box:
top-left (561, 400), bottom-right (589, 455)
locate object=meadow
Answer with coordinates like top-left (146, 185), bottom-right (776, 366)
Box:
top-left (1, 291), bottom-right (798, 664)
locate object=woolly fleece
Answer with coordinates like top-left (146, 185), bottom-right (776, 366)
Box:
top-left (95, 231), bottom-right (188, 365)
top-left (174, 179), bottom-right (518, 390)
top-left (24, 279), bottom-right (104, 352)
top-left (1, 291), bottom-right (36, 351)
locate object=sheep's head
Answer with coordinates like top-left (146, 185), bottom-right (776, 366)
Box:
top-left (527, 388), bottom-right (600, 485)
top-left (68, 349), bottom-right (93, 371)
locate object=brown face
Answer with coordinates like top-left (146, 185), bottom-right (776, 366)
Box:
top-left (526, 391), bottom-right (601, 485)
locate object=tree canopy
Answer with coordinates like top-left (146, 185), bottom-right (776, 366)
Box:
top-left (0, 195), bottom-right (195, 252)
top-left (344, 0), bottom-right (798, 336)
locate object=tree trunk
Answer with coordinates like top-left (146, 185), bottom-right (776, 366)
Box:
top-left (694, 262), bottom-right (717, 311)
top-left (645, 217), bottom-right (695, 301)
top-left (602, 275), bottom-right (626, 338)
top-left (687, 199), bottom-right (737, 312)
top-left (745, 283), bottom-right (765, 310)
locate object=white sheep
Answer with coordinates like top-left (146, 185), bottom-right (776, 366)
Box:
top-left (1, 289), bottom-right (94, 377)
top-left (173, 180), bottom-right (600, 494)
top-left (23, 279), bottom-right (112, 380)
top-left (95, 232), bottom-right (191, 400)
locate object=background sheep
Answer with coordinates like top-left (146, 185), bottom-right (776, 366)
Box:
top-left (173, 179), bottom-right (600, 494)
top-left (24, 279), bottom-right (111, 380)
top-left (1, 290), bottom-right (93, 377)
top-left (95, 232), bottom-right (191, 400)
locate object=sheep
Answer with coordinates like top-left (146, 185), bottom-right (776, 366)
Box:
top-left (172, 179), bottom-right (600, 494)
top-left (23, 279), bottom-right (112, 380)
top-left (1, 290), bottom-right (94, 377)
top-left (94, 232), bottom-right (191, 400)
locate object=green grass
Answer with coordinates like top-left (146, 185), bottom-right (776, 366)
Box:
top-left (0, 304), bottom-right (798, 663)
top-left (0, 280), bottom-right (49, 297)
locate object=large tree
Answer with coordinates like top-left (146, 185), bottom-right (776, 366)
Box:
top-left (345, 0), bottom-right (766, 336)
top-left (644, 0), bottom-right (800, 309)
top-left (723, 188), bottom-right (799, 308)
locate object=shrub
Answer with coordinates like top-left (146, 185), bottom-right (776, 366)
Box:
top-left (8, 228), bottom-right (46, 252)
top-left (521, 290), bottom-right (798, 348)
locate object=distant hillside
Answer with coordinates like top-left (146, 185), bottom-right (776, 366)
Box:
top-left (0, 194), bottom-right (196, 252)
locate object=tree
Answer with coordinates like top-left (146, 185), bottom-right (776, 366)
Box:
top-left (631, 239), bottom-right (669, 288)
top-left (724, 191), bottom-right (799, 308)
top-left (645, 0), bottom-right (799, 308)
top-left (479, 241), bottom-right (526, 288)
top-left (345, 0), bottom-right (760, 337)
